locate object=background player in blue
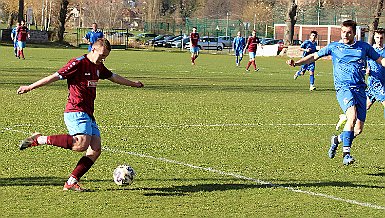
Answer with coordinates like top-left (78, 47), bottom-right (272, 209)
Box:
top-left (84, 23), bottom-right (104, 52)
top-left (286, 20), bottom-right (385, 166)
top-left (293, 31), bottom-right (318, 91)
top-left (233, 31), bottom-right (246, 66)
top-left (10, 22), bottom-right (20, 57)
top-left (366, 30), bottom-right (385, 114)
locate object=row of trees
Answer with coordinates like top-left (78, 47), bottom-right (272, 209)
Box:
top-left (0, 0), bottom-right (384, 44)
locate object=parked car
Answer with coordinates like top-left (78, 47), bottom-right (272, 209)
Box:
top-left (154, 35), bottom-right (177, 47)
top-left (259, 37), bottom-right (274, 45)
top-left (218, 36), bottom-right (234, 47)
top-left (185, 36), bottom-right (224, 51)
top-left (164, 35), bottom-right (183, 47)
top-left (171, 37), bottom-right (190, 48)
top-left (135, 33), bottom-right (158, 42)
top-left (145, 34), bottom-right (174, 45)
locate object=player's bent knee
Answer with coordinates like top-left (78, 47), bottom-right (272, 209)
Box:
top-left (72, 135), bottom-right (91, 152)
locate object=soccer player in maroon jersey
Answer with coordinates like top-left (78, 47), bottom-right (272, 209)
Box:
top-left (17, 38), bottom-right (144, 191)
top-left (190, 27), bottom-right (200, 65)
top-left (16, 20), bottom-right (30, 59)
top-left (244, 30), bottom-right (260, 71)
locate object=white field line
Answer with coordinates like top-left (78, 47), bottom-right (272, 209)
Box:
top-left (6, 122), bottom-right (385, 130)
top-left (103, 147), bottom-right (385, 210)
top-left (2, 126), bottom-right (385, 210)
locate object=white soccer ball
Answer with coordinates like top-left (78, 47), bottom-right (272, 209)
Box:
top-left (113, 165), bottom-right (136, 186)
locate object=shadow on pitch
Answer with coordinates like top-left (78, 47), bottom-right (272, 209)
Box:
top-left (0, 176), bottom-right (67, 187)
top-left (0, 176), bottom-right (106, 187)
top-left (132, 183), bottom-right (271, 196)
top-left (367, 172), bottom-right (385, 177)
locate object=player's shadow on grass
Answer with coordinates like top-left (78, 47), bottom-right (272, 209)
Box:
top-left (367, 172), bottom-right (385, 177)
top-left (0, 176), bottom-right (69, 187)
top-left (134, 183), bottom-right (271, 197)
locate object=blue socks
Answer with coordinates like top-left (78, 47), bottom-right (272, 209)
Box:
top-left (341, 131), bottom-right (354, 152)
top-left (310, 74), bottom-right (315, 85)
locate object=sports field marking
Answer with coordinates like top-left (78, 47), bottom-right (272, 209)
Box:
top-left (6, 122), bottom-right (385, 130)
top-left (103, 146), bottom-right (385, 210)
top-left (2, 126), bottom-right (385, 210)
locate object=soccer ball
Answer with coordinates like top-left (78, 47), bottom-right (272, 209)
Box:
top-left (113, 165), bottom-right (136, 186)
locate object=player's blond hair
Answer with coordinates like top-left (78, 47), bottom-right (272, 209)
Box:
top-left (93, 38), bottom-right (111, 51)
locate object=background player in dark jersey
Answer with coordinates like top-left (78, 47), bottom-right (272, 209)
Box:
top-left (16, 20), bottom-right (30, 59)
top-left (244, 30), bottom-right (259, 72)
top-left (17, 38), bottom-right (144, 191)
top-left (190, 27), bottom-right (200, 65)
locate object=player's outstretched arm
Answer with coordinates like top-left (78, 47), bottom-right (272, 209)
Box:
top-left (286, 53), bottom-right (319, 67)
top-left (108, 74), bottom-right (144, 88)
top-left (376, 56), bottom-right (385, 67)
top-left (17, 73), bottom-right (60, 94)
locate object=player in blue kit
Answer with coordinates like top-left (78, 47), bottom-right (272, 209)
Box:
top-left (293, 31), bottom-right (318, 91)
top-left (287, 20), bottom-right (385, 165)
top-left (84, 23), bottom-right (104, 52)
top-left (366, 30), bottom-right (385, 114)
top-left (10, 22), bottom-right (20, 57)
top-left (233, 31), bottom-right (246, 66)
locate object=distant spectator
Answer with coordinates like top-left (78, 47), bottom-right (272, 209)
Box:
top-left (84, 23), bottom-right (104, 52)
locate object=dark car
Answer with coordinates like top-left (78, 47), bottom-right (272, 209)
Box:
top-left (145, 35), bottom-right (167, 45)
top-left (164, 35), bottom-right (183, 48)
top-left (154, 35), bottom-right (177, 47)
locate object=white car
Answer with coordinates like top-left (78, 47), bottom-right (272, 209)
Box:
top-left (184, 36), bottom-right (224, 51)
top-left (171, 37), bottom-right (190, 48)
top-left (218, 36), bottom-right (234, 47)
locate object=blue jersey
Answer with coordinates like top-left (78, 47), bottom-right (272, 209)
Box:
top-left (301, 39), bottom-right (317, 57)
top-left (85, 30), bottom-right (104, 44)
top-left (11, 27), bottom-right (17, 41)
top-left (233, 36), bottom-right (245, 51)
top-left (84, 30), bottom-right (104, 51)
top-left (367, 46), bottom-right (385, 84)
top-left (317, 41), bottom-right (380, 90)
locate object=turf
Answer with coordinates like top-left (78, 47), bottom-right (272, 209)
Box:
top-left (0, 46), bottom-right (384, 217)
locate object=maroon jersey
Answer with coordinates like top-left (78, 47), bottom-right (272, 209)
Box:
top-left (17, 26), bottom-right (29, 41)
top-left (57, 55), bottom-right (113, 117)
top-left (190, 33), bottom-right (200, 47)
top-left (247, 36), bottom-right (259, 52)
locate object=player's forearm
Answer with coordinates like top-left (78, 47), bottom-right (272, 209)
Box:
top-left (29, 73), bottom-right (60, 90)
top-left (109, 74), bottom-right (143, 87)
top-left (378, 57), bottom-right (385, 67)
top-left (293, 53), bottom-right (318, 66)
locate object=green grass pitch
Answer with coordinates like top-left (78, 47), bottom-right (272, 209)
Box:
top-left (0, 46), bottom-right (384, 217)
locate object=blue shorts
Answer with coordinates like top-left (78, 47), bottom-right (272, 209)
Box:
top-left (17, 41), bottom-right (26, 48)
top-left (300, 63), bottom-right (315, 72)
top-left (190, 46), bottom-right (199, 53)
top-left (14, 40), bottom-right (18, 48)
top-left (366, 80), bottom-right (385, 103)
top-left (249, 52), bottom-right (256, 59)
top-left (64, 112), bottom-right (100, 137)
top-left (336, 87), bottom-right (367, 122)
top-left (235, 50), bottom-right (243, 57)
